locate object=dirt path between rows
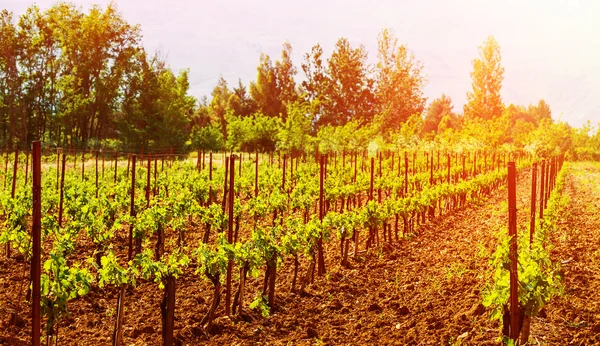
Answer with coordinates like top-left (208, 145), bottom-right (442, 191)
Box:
top-left (530, 162), bottom-right (600, 345)
top-left (198, 169), bottom-right (535, 345)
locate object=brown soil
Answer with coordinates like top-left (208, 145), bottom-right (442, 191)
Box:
top-left (529, 162), bottom-right (600, 345)
top-left (1, 164), bottom-right (594, 345)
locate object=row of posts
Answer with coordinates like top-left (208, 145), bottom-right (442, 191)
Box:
top-left (507, 154), bottom-right (564, 342)
top-left (9, 146), bottom-right (532, 345)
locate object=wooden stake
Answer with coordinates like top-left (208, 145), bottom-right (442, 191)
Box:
top-left (31, 141), bottom-right (42, 346)
top-left (59, 154), bottom-right (66, 227)
top-left (529, 163), bottom-right (537, 246)
top-left (507, 161), bottom-right (519, 341)
top-left (128, 155), bottom-right (137, 260)
top-left (226, 155), bottom-right (235, 316)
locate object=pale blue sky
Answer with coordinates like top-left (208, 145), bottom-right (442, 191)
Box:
top-left (3, 0), bottom-right (600, 127)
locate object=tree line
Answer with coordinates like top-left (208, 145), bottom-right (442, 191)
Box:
top-left (1, 2), bottom-right (595, 157)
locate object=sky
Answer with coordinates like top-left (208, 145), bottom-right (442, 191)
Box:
top-left (3, 0), bottom-right (600, 127)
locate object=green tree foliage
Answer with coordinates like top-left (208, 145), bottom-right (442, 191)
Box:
top-left (317, 120), bottom-right (378, 153)
top-left (226, 112), bottom-right (282, 152)
top-left (118, 52), bottom-right (196, 151)
top-left (375, 28), bottom-right (427, 134)
top-left (524, 118), bottom-right (573, 158)
top-left (250, 42), bottom-right (298, 121)
top-left (209, 76), bottom-right (232, 141)
top-left (301, 39), bottom-right (375, 131)
top-left (464, 36), bottom-right (504, 120)
top-left (277, 101), bottom-right (314, 153)
top-left (0, 9), bottom-right (20, 147)
top-left (301, 43), bottom-right (328, 128)
top-left (0, 2), bottom-right (195, 151)
top-left (228, 79), bottom-right (256, 118)
top-left (325, 38), bottom-right (375, 128)
top-left (250, 54), bottom-right (279, 119)
top-left (189, 124), bottom-right (224, 151)
top-left (274, 42), bottom-right (298, 120)
top-left (4, 6), bottom-right (590, 157)
top-left (422, 94), bottom-right (458, 135)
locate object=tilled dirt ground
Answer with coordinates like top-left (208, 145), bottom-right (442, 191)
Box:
top-left (529, 162), bottom-right (600, 345)
top-left (1, 164), bottom-right (596, 345)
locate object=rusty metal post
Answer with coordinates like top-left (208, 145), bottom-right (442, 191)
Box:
top-left (31, 141), bottom-right (42, 346)
top-left (209, 152), bottom-right (213, 205)
top-left (11, 148), bottom-right (18, 199)
top-left (197, 148), bottom-right (201, 171)
top-left (539, 160), bottom-right (546, 219)
top-left (128, 155), bottom-right (136, 260)
top-left (254, 151), bottom-right (259, 198)
top-left (102, 150), bottom-right (105, 179)
top-left (114, 152), bottom-right (118, 184)
top-left (154, 156), bottom-right (158, 197)
top-left (81, 151), bottom-right (85, 182)
top-left (529, 163), bottom-right (537, 246)
top-left (369, 157), bottom-right (374, 201)
top-left (226, 155), bottom-right (235, 316)
top-left (282, 154), bottom-right (287, 194)
top-left (429, 152), bottom-right (434, 186)
top-left (317, 155), bottom-right (326, 276)
top-left (545, 159), bottom-right (552, 208)
top-left (59, 153), bottom-right (66, 228)
top-left (146, 155), bottom-right (151, 208)
top-left (56, 148), bottom-right (59, 191)
top-left (508, 161), bottom-right (519, 341)
top-left (378, 154), bottom-right (382, 203)
top-left (25, 151), bottom-right (29, 185)
top-left (404, 152), bottom-right (409, 196)
top-left (95, 151), bottom-right (99, 198)
top-left (221, 157), bottom-right (229, 213)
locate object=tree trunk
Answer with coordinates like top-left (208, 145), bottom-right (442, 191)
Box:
top-left (520, 315), bottom-right (531, 345)
top-left (201, 272), bottom-right (221, 331)
top-left (232, 265), bottom-right (248, 315)
top-left (268, 260), bottom-right (276, 309)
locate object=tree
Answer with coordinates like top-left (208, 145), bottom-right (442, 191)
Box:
top-left (277, 101), bottom-right (314, 153)
top-left (530, 99), bottom-right (552, 125)
top-left (422, 94), bottom-right (455, 134)
top-left (116, 51), bottom-right (195, 151)
top-left (250, 54), bottom-right (280, 119)
top-left (226, 112), bottom-right (281, 152)
top-left (375, 28), bottom-right (427, 134)
top-left (209, 76), bottom-right (231, 140)
top-left (464, 36), bottom-right (504, 120)
top-left (0, 3), bottom-right (198, 151)
top-left (326, 38), bottom-right (374, 128)
top-left (250, 42), bottom-right (298, 121)
top-left (0, 9), bottom-right (21, 148)
top-left (51, 3), bottom-right (141, 144)
top-left (301, 44), bottom-right (329, 130)
top-left (227, 79), bottom-right (256, 118)
top-left (274, 42), bottom-right (298, 120)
